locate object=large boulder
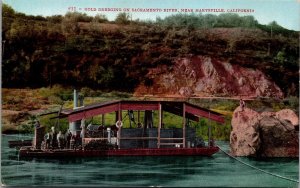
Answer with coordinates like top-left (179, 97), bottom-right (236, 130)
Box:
top-left (230, 107), bottom-right (298, 157)
top-left (230, 107), bottom-right (261, 156)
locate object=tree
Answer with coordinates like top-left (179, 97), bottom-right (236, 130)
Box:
top-left (2, 4), bottom-right (15, 34)
top-left (93, 14), bottom-right (108, 23)
top-left (216, 13), bottom-right (242, 27)
top-left (268, 21), bottom-right (286, 36)
top-left (115, 13), bottom-right (130, 24)
top-left (241, 15), bottom-right (258, 28)
top-left (61, 12), bottom-right (81, 35)
top-left (202, 14), bottom-right (218, 28)
top-left (47, 15), bottom-right (63, 23)
top-left (2, 3), bottom-right (15, 17)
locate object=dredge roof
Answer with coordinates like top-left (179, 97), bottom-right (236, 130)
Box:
top-left (61, 100), bottom-right (224, 123)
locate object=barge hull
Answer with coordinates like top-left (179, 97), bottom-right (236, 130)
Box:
top-left (8, 140), bottom-right (32, 148)
top-left (19, 147), bottom-right (219, 158)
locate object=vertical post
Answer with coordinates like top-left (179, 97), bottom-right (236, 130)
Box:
top-left (102, 114), bottom-right (105, 126)
top-left (81, 118), bottom-right (86, 149)
top-left (69, 89), bottom-right (81, 135)
top-left (117, 103), bottom-right (122, 149)
top-left (115, 111), bottom-right (118, 122)
top-left (118, 105), bottom-right (122, 123)
top-left (183, 103), bottom-right (186, 148)
top-left (34, 126), bottom-right (45, 149)
top-left (137, 110), bottom-right (140, 123)
top-left (128, 110), bottom-right (132, 129)
top-left (107, 127), bottom-right (111, 144)
top-left (73, 89), bottom-right (78, 109)
top-left (208, 97), bottom-right (212, 147)
top-left (158, 103), bottom-right (162, 148)
top-left (208, 111), bottom-right (211, 147)
top-left (161, 110), bottom-right (164, 129)
top-left (79, 95), bottom-right (84, 107)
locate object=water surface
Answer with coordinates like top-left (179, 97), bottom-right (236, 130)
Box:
top-left (1, 135), bottom-right (298, 187)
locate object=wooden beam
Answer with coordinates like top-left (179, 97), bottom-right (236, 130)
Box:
top-left (68, 103), bottom-right (119, 122)
top-left (84, 138), bottom-right (108, 141)
top-left (120, 137), bottom-right (157, 140)
top-left (158, 103), bottom-right (162, 148)
top-left (159, 143), bottom-right (183, 145)
top-left (39, 111), bottom-right (59, 116)
top-left (160, 138), bottom-right (183, 140)
top-left (118, 137), bottom-right (184, 141)
top-left (163, 105), bottom-right (199, 122)
top-left (183, 103), bottom-right (186, 148)
top-left (121, 102), bottom-right (159, 111)
top-left (185, 104), bottom-right (224, 123)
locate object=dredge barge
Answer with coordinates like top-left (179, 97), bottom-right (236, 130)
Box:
top-left (19, 92), bottom-right (224, 158)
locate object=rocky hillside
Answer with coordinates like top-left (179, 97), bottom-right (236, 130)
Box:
top-left (2, 7), bottom-right (299, 97)
top-left (135, 56), bottom-right (284, 98)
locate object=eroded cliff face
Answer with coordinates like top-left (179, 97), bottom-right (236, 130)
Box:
top-left (135, 56), bottom-right (284, 98)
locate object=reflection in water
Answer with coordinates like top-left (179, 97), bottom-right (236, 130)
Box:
top-left (1, 135), bottom-right (299, 187)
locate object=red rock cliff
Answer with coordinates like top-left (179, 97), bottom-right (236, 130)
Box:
top-left (135, 56), bottom-right (284, 98)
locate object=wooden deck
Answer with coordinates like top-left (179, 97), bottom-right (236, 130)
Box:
top-left (19, 146), bottom-right (219, 158)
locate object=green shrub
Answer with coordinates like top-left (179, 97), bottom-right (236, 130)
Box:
top-left (38, 85), bottom-right (73, 103)
top-left (48, 95), bottom-right (63, 104)
top-left (80, 87), bottom-right (96, 97)
top-left (285, 96), bottom-right (299, 111)
top-left (19, 123), bottom-right (34, 133)
top-left (194, 116), bottom-right (231, 141)
top-left (19, 115), bottom-right (37, 133)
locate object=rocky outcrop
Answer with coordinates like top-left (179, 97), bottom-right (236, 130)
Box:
top-left (275, 109), bottom-right (299, 126)
top-left (230, 107), bottom-right (299, 157)
top-left (134, 56), bottom-right (284, 98)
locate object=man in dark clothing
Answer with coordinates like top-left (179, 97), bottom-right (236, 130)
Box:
top-left (44, 132), bottom-right (50, 149)
top-left (65, 129), bottom-right (72, 149)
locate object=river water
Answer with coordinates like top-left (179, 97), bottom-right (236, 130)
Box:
top-left (1, 134), bottom-right (299, 187)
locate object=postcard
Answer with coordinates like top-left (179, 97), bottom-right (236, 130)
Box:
top-left (1, 0), bottom-right (299, 187)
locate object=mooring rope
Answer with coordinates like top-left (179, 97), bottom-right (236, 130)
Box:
top-left (217, 145), bottom-right (299, 183)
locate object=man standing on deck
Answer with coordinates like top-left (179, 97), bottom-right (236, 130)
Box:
top-left (240, 98), bottom-right (245, 111)
top-left (44, 132), bottom-right (50, 149)
top-left (65, 129), bottom-right (72, 149)
top-left (80, 119), bottom-right (86, 149)
top-left (57, 131), bottom-right (64, 149)
top-left (50, 126), bottom-right (57, 149)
